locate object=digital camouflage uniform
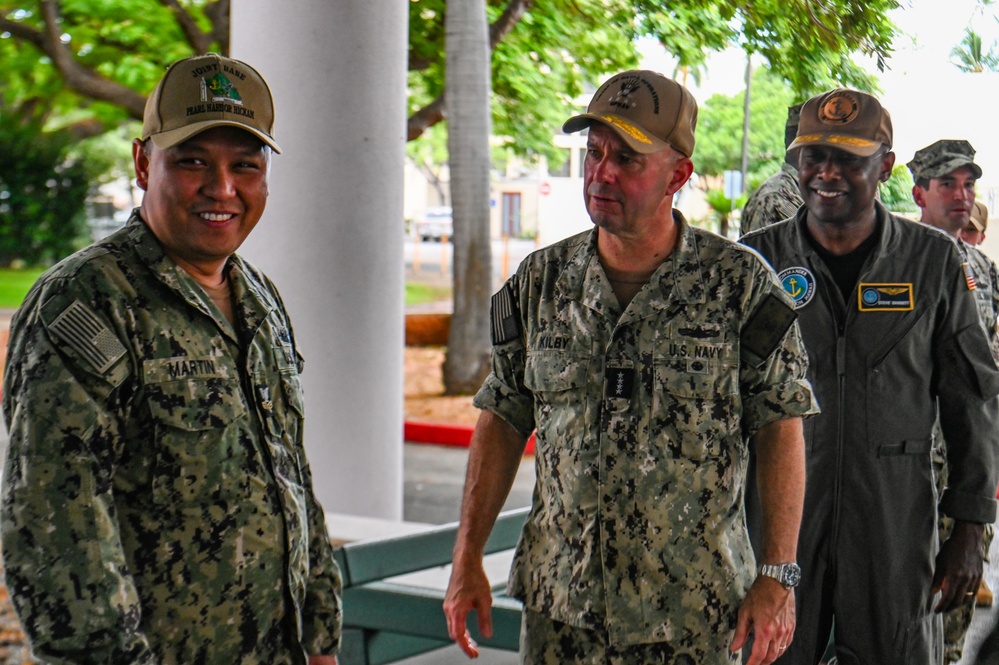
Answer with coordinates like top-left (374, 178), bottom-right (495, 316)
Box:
top-left (739, 164), bottom-right (802, 237)
top-left (1, 211), bottom-right (342, 664)
top-left (906, 139), bottom-right (997, 664)
top-left (966, 244), bottom-right (999, 360)
top-left (742, 204), bottom-right (999, 665)
top-left (938, 241), bottom-right (999, 664)
top-left (474, 214), bottom-right (818, 664)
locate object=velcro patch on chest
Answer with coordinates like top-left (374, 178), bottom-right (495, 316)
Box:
top-left (48, 300), bottom-right (127, 374)
top-left (605, 365), bottom-right (636, 400)
top-left (741, 293), bottom-right (797, 367)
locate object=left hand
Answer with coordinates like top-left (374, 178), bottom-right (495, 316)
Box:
top-left (932, 520), bottom-right (985, 613)
top-left (309, 656), bottom-right (338, 665)
top-left (730, 576), bottom-right (795, 665)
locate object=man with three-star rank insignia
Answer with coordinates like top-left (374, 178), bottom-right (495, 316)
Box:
top-left (444, 69), bottom-right (819, 665)
top-left (742, 90), bottom-right (999, 664)
top-left (908, 140), bottom-right (999, 665)
top-left (1, 54), bottom-right (342, 664)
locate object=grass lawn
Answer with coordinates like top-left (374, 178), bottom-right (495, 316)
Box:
top-left (405, 282), bottom-right (452, 307)
top-left (0, 270), bottom-right (448, 310)
top-left (0, 268), bottom-right (45, 309)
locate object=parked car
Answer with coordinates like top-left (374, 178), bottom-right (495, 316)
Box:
top-left (413, 206), bottom-right (453, 242)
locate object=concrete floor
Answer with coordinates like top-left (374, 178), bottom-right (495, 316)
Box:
top-left (1, 420), bottom-right (998, 664)
top-left (395, 443), bottom-right (532, 665)
top-left (956, 530), bottom-right (999, 664)
top-left (396, 442), bottom-right (999, 665)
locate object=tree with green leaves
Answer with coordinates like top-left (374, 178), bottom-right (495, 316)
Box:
top-left (704, 189), bottom-right (748, 238)
top-left (951, 27), bottom-right (999, 72)
top-left (2, 0), bottom-right (901, 392)
top-left (695, 67), bottom-right (799, 182)
top-left (0, 0), bottom-right (900, 177)
top-left (443, 0), bottom-right (494, 394)
top-left (0, 106), bottom-right (91, 266)
top-left (879, 163), bottom-right (919, 214)
top-left (0, 1), bottom-right (227, 136)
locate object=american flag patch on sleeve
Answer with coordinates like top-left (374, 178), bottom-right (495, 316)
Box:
top-left (48, 300), bottom-right (127, 374)
top-left (490, 282), bottom-right (521, 345)
top-left (963, 262), bottom-right (978, 291)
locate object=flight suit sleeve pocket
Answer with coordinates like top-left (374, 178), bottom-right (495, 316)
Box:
top-left (944, 324), bottom-right (999, 399)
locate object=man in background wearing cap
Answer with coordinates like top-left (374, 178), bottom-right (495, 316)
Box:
top-left (742, 90), bottom-right (999, 664)
top-left (444, 70), bottom-right (817, 665)
top-left (909, 140), bottom-right (999, 664)
top-left (961, 200), bottom-right (990, 248)
top-left (740, 104), bottom-right (805, 236)
top-left (0, 54), bottom-right (342, 664)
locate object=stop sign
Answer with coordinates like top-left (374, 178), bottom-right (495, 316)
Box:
top-left (539, 181), bottom-right (551, 196)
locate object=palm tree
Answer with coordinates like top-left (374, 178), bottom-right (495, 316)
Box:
top-left (951, 27), bottom-right (999, 72)
top-left (443, 0), bottom-right (494, 394)
top-left (672, 57), bottom-right (707, 88)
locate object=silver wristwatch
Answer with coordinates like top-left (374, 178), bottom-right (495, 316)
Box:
top-left (759, 562), bottom-right (801, 589)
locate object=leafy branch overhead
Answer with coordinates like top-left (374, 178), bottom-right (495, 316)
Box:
top-left (409, 0), bottom-right (898, 162)
top-left (1, 0), bottom-right (898, 156)
top-left (0, 0), bottom-right (228, 137)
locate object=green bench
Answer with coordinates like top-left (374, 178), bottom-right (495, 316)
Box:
top-left (333, 507), bottom-right (529, 664)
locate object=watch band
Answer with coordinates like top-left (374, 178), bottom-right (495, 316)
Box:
top-left (759, 562), bottom-right (801, 589)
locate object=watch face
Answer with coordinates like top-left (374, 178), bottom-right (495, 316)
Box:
top-left (782, 564), bottom-right (801, 587)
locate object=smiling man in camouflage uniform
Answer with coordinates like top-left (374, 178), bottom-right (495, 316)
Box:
top-left (443, 70), bottom-right (818, 665)
top-left (1, 54), bottom-right (342, 664)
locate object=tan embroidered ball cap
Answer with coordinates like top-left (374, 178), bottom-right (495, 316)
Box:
top-left (971, 200), bottom-right (989, 232)
top-left (563, 70), bottom-right (698, 157)
top-left (788, 88), bottom-right (892, 157)
top-left (142, 53), bottom-right (281, 153)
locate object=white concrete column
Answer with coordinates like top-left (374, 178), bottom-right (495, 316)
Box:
top-left (232, 1), bottom-right (407, 519)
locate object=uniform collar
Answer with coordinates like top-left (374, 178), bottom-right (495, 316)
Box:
top-left (555, 211), bottom-right (707, 318)
top-left (125, 209), bottom-right (243, 341)
top-left (790, 200), bottom-right (896, 262)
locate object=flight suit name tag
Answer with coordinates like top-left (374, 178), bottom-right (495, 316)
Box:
top-left (857, 283), bottom-right (914, 312)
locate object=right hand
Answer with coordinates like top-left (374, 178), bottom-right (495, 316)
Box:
top-left (443, 558), bottom-right (494, 658)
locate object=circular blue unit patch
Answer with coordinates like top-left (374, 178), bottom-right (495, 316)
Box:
top-left (778, 267), bottom-right (816, 309)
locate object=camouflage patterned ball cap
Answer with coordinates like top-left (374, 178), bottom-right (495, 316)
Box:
top-left (142, 53), bottom-right (281, 153)
top-left (906, 139), bottom-right (982, 182)
top-left (563, 70), bottom-right (698, 157)
top-left (971, 200), bottom-right (989, 232)
top-left (787, 103), bottom-right (803, 129)
top-left (788, 88), bottom-right (892, 157)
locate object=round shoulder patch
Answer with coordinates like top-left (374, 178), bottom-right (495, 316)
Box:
top-left (778, 267), bottom-right (816, 309)
top-left (819, 91), bottom-right (859, 125)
